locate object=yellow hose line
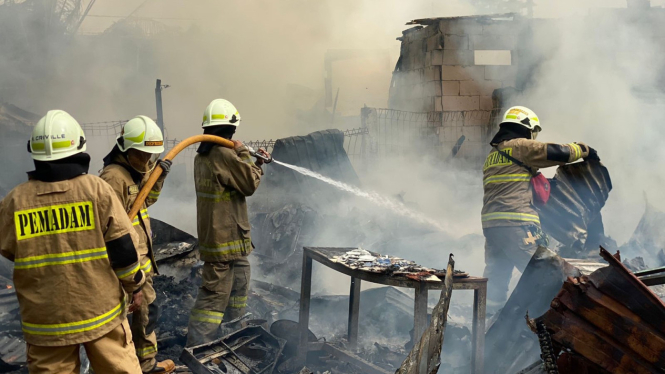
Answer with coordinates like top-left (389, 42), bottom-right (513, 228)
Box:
top-left (127, 135), bottom-right (235, 221)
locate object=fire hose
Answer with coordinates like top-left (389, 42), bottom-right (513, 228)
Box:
top-left (127, 134), bottom-right (271, 221)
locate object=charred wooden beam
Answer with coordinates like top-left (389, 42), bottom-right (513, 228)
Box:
top-left (396, 254), bottom-right (455, 374)
top-left (536, 246), bottom-right (665, 373)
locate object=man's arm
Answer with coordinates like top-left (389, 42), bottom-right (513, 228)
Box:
top-left (145, 160), bottom-right (171, 207)
top-left (98, 181), bottom-right (145, 295)
top-left (99, 167), bottom-right (129, 210)
top-left (213, 143), bottom-right (263, 197)
top-left (518, 139), bottom-right (591, 169)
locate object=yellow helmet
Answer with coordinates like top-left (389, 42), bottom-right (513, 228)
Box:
top-left (202, 99), bottom-right (241, 127)
top-left (29, 110), bottom-right (86, 161)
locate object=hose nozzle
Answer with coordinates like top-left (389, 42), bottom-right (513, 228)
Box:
top-left (246, 145), bottom-right (273, 164)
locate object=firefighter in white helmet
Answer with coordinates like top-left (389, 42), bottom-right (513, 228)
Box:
top-left (186, 99), bottom-right (270, 346)
top-left (481, 106), bottom-right (599, 309)
top-left (0, 110), bottom-right (146, 372)
top-left (99, 115), bottom-right (175, 373)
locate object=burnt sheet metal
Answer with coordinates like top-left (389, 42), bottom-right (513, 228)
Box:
top-left (252, 129), bottom-right (360, 211)
top-left (0, 275), bottom-right (19, 319)
top-left (484, 247), bottom-right (586, 374)
top-left (536, 247), bottom-right (665, 373)
top-left (536, 160), bottom-right (612, 255)
top-left (180, 325), bottom-right (285, 374)
top-left (636, 266), bottom-right (665, 286)
top-left (396, 254), bottom-right (455, 374)
top-left (0, 333), bottom-right (26, 371)
top-left (250, 204), bottom-right (320, 286)
top-left (150, 218), bottom-right (198, 263)
top-left (620, 201), bottom-right (665, 263)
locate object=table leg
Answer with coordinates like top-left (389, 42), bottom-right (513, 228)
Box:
top-left (413, 283), bottom-right (428, 344)
top-left (297, 253), bottom-right (313, 366)
top-left (471, 284), bottom-right (487, 374)
top-left (348, 277), bottom-right (361, 350)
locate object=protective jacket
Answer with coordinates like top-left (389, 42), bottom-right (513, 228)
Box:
top-left (99, 152), bottom-right (164, 275)
top-left (0, 174), bottom-right (144, 346)
top-left (195, 144), bottom-right (262, 262)
top-left (481, 138), bottom-right (589, 229)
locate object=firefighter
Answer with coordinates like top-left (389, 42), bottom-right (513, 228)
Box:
top-left (0, 110), bottom-right (146, 373)
top-left (481, 106), bottom-right (599, 308)
top-left (186, 99), bottom-right (269, 347)
top-left (99, 115), bottom-right (175, 373)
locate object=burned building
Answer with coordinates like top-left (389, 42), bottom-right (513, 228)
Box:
top-left (388, 14), bottom-right (527, 161)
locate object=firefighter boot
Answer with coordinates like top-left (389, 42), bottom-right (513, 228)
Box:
top-left (144, 359), bottom-right (176, 373)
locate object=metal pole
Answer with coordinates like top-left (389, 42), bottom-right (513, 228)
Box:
top-left (155, 79), bottom-right (164, 134)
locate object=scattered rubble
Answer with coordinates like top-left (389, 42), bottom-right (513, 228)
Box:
top-left (180, 325), bottom-right (285, 374)
top-left (330, 248), bottom-right (468, 280)
top-left (0, 333), bottom-right (25, 372)
top-left (484, 246), bottom-right (606, 373)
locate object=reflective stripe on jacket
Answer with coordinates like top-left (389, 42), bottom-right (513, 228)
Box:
top-left (481, 138), bottom-right (589, 229)
top-left (195, 144), bottom-right (263, 262)
top-left (0, 175), bottom-right (143, 346)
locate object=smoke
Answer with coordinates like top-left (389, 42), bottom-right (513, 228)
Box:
top-left (518, 3), bottom-right (665, 245)
top-left (3, 0), bottom-right (665, 366)
top-left (3, 0), bottom-right (660, 285)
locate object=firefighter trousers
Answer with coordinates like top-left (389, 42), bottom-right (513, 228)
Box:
top-left (130, 273), bottom-right (159, 372)
top-left (483, 225), bottom-right (544, 307)
top-left (186, 257), bottom-right (250, 347)
top-left (26, 318), bottom-right (142, 374)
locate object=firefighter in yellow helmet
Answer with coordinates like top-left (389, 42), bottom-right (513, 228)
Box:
top-left (481, 106), bottom-right (599, 309)
top-left (0, 110), bottom-right (146, 373)
top-left (186, 99), bottom-right (270, 346)
top-left (99, 116), bottom-right (175, 373)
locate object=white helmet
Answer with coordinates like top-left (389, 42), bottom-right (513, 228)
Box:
top-left (29, 110), bottom-right (86, 161)
top-left (501, 106), bottom-right (542, 138)
top-left (202, 99), bottom-right (241, 127)
top-left (117, 115), bottom-right (165, 154)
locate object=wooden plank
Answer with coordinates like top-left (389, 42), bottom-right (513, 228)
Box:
top-left (545, 309), bottom-right (655, 374)
top-left (638, 273), bottom-right (665, 286)
top-left (635, 266), bottom-right (665, 277)
top-left (297, 252), bottom-right (313, 366)
top-left (321, 343), bottom-right (391, 374)
top-left (396, 254), bottom-right (456, 374)
top-left (590, 247), bottom-right (665, 333)
top-left (347, 277), bottom-right (361, 350)
top-left (413, 283), bottom-right (429, 345)
top-left (471, 282), bottom-right (487, 374)
top-left (556, 281), bottom-right (665, 366)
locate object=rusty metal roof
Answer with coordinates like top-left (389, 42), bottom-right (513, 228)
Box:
top-left (536, 247), bottom-right (665, 373)
top-left (405, 13), bottom-right (518, 26)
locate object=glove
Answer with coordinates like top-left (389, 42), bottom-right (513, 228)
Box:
top-left (585, 147), bottom-right (600, 161)
top-left (158, 159), bottom-right (172, 176)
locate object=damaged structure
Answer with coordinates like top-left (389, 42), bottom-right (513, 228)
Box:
top-left (2, 2), bottom-right (665, 374)
top-left (388, 14), bottom-right (524, 160)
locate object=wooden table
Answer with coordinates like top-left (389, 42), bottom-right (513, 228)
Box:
top-left (298, 247), bottom-right (488, 374)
